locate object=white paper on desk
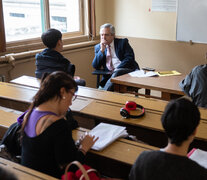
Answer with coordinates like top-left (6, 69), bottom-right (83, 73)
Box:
top-left (129, 70), bottom-right (158, 77)
top-left (89, 123), bottom-right (128, 151)
top-left (189, 149), bottom-right (207, 168)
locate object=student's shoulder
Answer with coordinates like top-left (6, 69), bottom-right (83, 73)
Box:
top-left (190, 64), bottom-right (207, 77)
top-left (137, 150), bottom-right (160, 161)
top-left (42, 116), bottom-right (67, 132)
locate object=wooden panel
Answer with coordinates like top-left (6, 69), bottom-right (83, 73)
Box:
top-left (0, 157), bottom-right (58, 180)
top-left (0, 2), bottom-right (5, 52)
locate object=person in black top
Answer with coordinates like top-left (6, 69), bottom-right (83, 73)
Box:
top-left (20, 71), bottom-right (98, 178)
top-left (35, 28), bottom-right (86, 86)
top-left (129, 98), bottom-right (207, 180)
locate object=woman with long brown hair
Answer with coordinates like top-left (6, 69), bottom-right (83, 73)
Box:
top-left (18, 71), bottom-right (98, 178)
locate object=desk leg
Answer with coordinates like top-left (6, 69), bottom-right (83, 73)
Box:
top-left (145, 89), bottom-right (151, 96)
top-left (113, 84), bottom-right (120, 92)
top-left (96, 75), bottom-right (100, 88)
top-left (114, 84), bottom-right (127, 93)
top-left (161, 92), bottom-right (184, 101)
top-left (161, 92), bottom-right (171, 101)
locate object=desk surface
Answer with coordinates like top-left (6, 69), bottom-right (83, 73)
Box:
top-left (111, 73), bottom-right (185, 100)
top-left (2, 80), bottom-right (207, 143)
top-left (0, 109), bottom-right (158, 166)
top-left (111, 73), bottom-right (185, 95)
top-left (8, 76), bottom-right (169, 112)
top-left (8, 76), bottom-right (207, 119)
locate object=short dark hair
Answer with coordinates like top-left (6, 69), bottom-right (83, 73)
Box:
top-left (161, 98), bottom-right (200, 146)
top-left (41, 28), bottom-right (62, 49)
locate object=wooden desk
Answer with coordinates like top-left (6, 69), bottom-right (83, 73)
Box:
top-left (2, 80), bottom-right (207, 149)
top-left (111, 73), bottom-right (185, 100)
top-left (0, 109), bottom-right (158, 166)
top-left (0, 109), bottom-right (158, 178)
top-left (0, 109), bottom-right (20, 138)
top-left (0, 157), bottom-right (58, 180)
top-left (10, 75), bottom-right (40, 89)
top-left (9, 76), bottom-right (168, 112)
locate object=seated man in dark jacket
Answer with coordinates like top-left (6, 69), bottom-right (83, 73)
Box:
top-left (179, 64), bottom-right (207, 108)
top-left (92, 23), bottom-right (139, 91)
top-left (35, 28), bottom-right (85, 86)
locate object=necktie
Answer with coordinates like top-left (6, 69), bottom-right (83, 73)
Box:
top-left (106, 45), bottom-right (114, 71)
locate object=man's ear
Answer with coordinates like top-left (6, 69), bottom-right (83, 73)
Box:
top-left (192, 127), bottom-right (197, 136)
top-left (57, 39), bottom-right (62, 47)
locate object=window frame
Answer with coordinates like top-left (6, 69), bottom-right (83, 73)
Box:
top-left (0, 0), bottom-right (93, 54)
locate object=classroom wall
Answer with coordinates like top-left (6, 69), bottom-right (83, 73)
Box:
top-left (95, 0), bottom-right (207, 74)
top-left (96, 0), bottom-right (176, 41)
top-left (1, 0), bottom-right (207, 86)
top-left (0, 47), bottom-right (97, 88)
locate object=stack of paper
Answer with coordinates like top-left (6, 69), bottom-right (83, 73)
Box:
top-left (188, 148), bottom-right (207, 168)
top-left (129, 70), bottom-right (158, 77)
top-left (89, 123), bottom-right (128, 151)
top-left (129, 70), bottom-right (181, 77)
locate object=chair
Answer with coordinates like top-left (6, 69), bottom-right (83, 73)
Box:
top-left (92, 69), bottom-right (112, 88)
top-left (0, 75), bottom-right (5, 82)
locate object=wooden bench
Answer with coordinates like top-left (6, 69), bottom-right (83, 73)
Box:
top-left (0, 108), bottom-right (158, 178)
top-left (8, 75), bottom-right (207, 119)
top-left (1, 81), bottom-right (207, 149)
top-left (0, 157), bottom-right (58, 180)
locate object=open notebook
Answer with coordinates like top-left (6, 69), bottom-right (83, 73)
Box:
top-left (188, 148), bottom-right (207, 168)
top-left (89, 123), bottom-right (128, 151)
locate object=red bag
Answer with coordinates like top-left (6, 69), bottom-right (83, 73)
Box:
top-left (61, 161), bottom-right (102, 180)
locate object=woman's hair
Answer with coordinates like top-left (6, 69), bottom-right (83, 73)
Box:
top-left (161, 98), bottom-right (200, 146)
top-left (21, 71), bottom-right (77, 133)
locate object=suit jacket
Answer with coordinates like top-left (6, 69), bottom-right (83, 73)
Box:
top-left (92, 38), bottom-right (139, 85)
top-left (92, 38), bottom-right (139, 70)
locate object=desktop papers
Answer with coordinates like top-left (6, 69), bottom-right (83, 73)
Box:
top-left (188, 148), bottom-right (207, 168)
top-left (129, 70), bottom-right (158, 77)
top-left (89, 123), bottom-right (128, 151)
top-left (157, 70), bottom-right (181, 76)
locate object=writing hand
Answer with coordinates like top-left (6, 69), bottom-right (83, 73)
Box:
top-left (79, 133), bottom-right (99, 154)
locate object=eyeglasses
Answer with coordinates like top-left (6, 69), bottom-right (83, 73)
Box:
top-left (69, 91), bottom-right (77, 101)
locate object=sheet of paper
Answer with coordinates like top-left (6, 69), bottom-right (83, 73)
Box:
top-left (129, 70), bottom-right (158, 77)
top-left (157, 70), bottom-right (181, 76)
top-left (70, 98), bottom-right (93, 111)
top-left (89, 123), bottom-right (128, 151)
top-left (189, 148), bottom-right (207, 168)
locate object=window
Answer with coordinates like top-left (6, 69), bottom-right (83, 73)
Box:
top-left (2, 0), bottom-right (83, 42)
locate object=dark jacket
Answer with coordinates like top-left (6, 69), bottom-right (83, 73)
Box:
top-left (179, 64), bottom-right (207, 108)
top-left (92, 38), bottom-right (139, 70)
top-left (35, 48), bottom-right (75, 79)
top-left (92, 38), bottom-right (139, 85)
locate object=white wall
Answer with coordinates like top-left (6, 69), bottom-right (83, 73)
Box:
top-left (96, 0), bottom-right (176, 41)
